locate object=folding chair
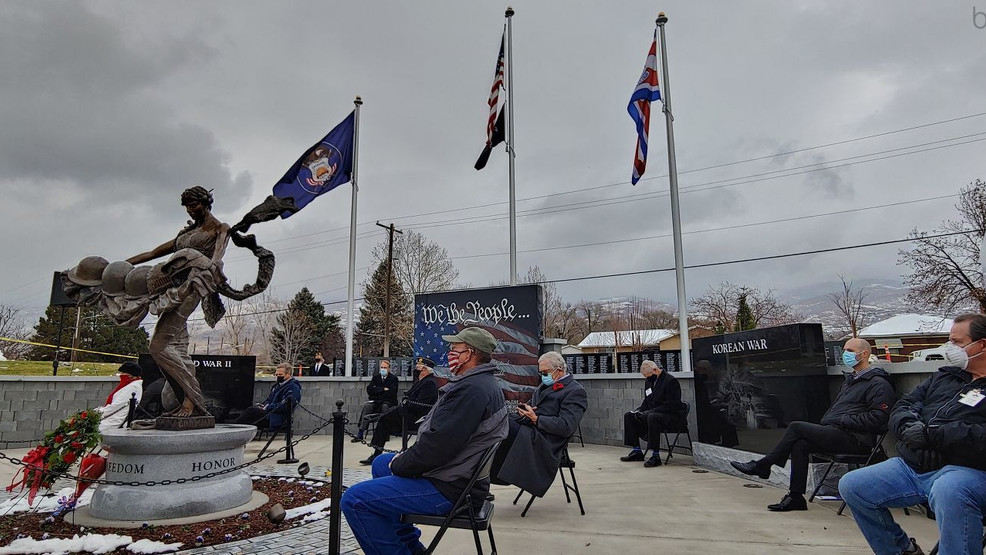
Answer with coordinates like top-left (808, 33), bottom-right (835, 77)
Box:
top-left (569, 423), bottom-right (585, 448)
top-left (808, 431), bottom-right (888, 515)
top-left (512, 440), bottom-right (585, 518)
top-left (401, 441), bottom-right (501, 555)
top-left (660, 401), bottom-right (694, 464)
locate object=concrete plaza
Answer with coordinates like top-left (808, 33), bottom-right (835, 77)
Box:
top-left (0, 435), bottom-right (943, 554)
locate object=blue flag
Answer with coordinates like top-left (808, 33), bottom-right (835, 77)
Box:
top-left (272, 111), bottom-right (355, 217)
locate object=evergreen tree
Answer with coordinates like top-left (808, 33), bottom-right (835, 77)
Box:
top-left (29, 306), bottom-right (149, 362)
top-left (269, 287), bottom-right (341, 366)
top-left (356, 259), bottom-right (413, 357)
top-left (735, 292), bottom-right (756, 331)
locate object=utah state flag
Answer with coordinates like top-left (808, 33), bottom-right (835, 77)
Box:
top-left (272, 111), bottom-right (355, 217)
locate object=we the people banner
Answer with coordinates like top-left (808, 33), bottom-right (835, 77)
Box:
top-left (414, 284), bottom-right (542, 401)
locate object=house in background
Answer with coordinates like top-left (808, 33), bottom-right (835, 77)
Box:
top-left (858, 313), bottom-right (952, 363)
top-left (576, 327), bottom-right (715, 354)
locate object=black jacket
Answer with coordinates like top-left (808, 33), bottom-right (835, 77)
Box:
top-left (819, 367), bottom-right (897, 445)
top-left (366, 372), bottom-right (399, 406)
top-left (891, 366), bottom-right (986, 472)
top-left (403, 374), bottom-right (439, 421)
top-left (637, 371), bottom-right (685, 417)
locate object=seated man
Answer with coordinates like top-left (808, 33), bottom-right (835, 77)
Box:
top-left (731, 337), bottom-right (896, 511)
top-left (353, 359), bottom-right (399, 442)
top-left (233, 362), bottom-right (302, 431)
top-left (360, 356), bottom-right (440, 464)
top-left (95, 361), bottom-right (144, 434)
top-left (840, 313), bottom-right (986, 555)
top-left (620, 360), bottom-right (686, 468)
top-left (341, 326), bottom-right (508, 555)
top-left (491, 351), bottom-right (587, 497)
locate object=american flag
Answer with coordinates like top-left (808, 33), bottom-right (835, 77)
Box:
top-left (414, 302), bottom-right (540, 402)
top-left (627, 30), bottom-right (661, 185)
top-left (485, 30), bottom-right (505, 146)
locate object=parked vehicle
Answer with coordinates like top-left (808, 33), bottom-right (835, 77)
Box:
top-left (910, 344), bottom-right (946, 361)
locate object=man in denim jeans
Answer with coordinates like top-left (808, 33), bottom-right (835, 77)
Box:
top-left (340, 327), bottom-right (508, 555)
top-left (840, 313), bottom-right (986, 555)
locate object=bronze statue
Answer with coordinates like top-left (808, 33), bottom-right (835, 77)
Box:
top-left (62, 187), bottom-right (285, 428)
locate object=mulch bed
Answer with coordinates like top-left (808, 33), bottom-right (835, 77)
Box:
top-left (0, 476), bottom-right (335, 553)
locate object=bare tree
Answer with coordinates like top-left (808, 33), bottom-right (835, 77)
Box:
top-left (898, 179), bottom-right (986, 313)
top-left (372, 230), bottom-right (458, 296)
top-left (0, 305), bottom-right (30, 360)
top-left (828, 275), bottom-right (869, 337)
top-left (218, 300), bottom-right (257, 356)
top-left (269, 307), bottom-right (315, 366)
top-left (691, 282), bottom-right (800, 332)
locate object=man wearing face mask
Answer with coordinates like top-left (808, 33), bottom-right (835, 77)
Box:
top-left (490, 351), bottom-right (588, 497)
top-left (341, 326), bottom-right (508, 555)
top-left (620, 360), bottom-right (686, 467)
top-left (731, 337), bottom-right (896, 511)
top-left (841, 313), bottom-right (986, 555)
top-left (360, 357), bottom-right (440, 465)
top-left (353, 359), bottom-right (401, 442)
top-left (233, 362), bottom-right (302, 431)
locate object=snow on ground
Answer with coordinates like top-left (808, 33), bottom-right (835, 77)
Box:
top-left (285, 497), bottom-right (331, 520)
top-left (0, 534), bottom-right (182, 555)
top-left (0, 487), bottom-right (93, 514)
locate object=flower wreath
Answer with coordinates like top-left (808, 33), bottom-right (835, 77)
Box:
top-left (5, 409), bottom-right (102, 505)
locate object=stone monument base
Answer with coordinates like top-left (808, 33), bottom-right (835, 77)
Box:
top-left (89, 424), bottom-right (257, 521)
top-left (155, 414), bottom-right (216, 430)
top-left (68, 491), bottom-right (269, 528)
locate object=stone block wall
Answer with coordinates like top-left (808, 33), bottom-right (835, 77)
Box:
top-left (0, 377), bottom-right (117, 443)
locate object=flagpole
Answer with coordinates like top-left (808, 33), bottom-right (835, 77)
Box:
top-left (656, 13), bottom-right (691, 374)
top-left (505, 5), bottom-right (517, 285)
top-left (345, 95), bottom-right (363, 378)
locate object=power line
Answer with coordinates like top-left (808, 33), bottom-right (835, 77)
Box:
top-left (546, 230), bottom-right (976, 285)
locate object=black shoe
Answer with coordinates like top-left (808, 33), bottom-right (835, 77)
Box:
top-left (731, 459), bottom-right (771, 479)
top-left (620, 450), bottom-right (645, 462)
top-left (902, 537), bottom-right (925, 555)
top-left (643, 455), bottom-right (663, 468)
top-left (767, 492), bottom-right (807, 512)
top-left (485, 493), bottom-right (495, 501)
top-left (359, 450), bottom-right (381, 465)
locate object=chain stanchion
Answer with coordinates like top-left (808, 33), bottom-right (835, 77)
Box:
top-left (122, 393), bottom-right (137, 429)
top-left (277, 397), bottom-right (298, 464)
top-left (329, 400), bottom-right (345, 555)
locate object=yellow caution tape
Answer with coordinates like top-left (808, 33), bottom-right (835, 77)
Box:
top-left (0, 336), bottom-right (137, 360)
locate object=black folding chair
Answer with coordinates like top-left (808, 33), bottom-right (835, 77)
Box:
top-left (808, 431), bottom-right (888, 515)
top-left (401, 441), bottom-right (501, 555)
top-left (660, 401), bottom-right (694, 464)
top-left (569, 423), bottom-right (585, 448)
top-left (512, 440), bottom-right (585, 518)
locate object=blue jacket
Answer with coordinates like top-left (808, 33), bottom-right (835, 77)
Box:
top-left (265, 378), bottom-right (302, 430)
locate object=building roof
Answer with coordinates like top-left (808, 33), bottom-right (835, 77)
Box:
top-left (577, 329), bottom-right (677, 349)
top-left (858, 314), bottom-right (953, 338)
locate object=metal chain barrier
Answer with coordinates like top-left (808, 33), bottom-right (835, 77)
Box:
top-left (0, 412), bottom-right (337, 488)
top-left (296, 404), bottom-right (402, 454)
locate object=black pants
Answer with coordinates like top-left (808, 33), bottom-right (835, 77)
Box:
top-left (233, 406), bottom-right (269, 427)
top-left (761, 421), bottom-right (870, 494)
top-left (357, 401), bottom-right (392, 434)
top-left (624, 411), bottom-right (681, 451)
top-left (369, 407), bottom-right (404, 448)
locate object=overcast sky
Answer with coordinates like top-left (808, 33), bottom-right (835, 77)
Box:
top-left (1, 0), bottom-right (984, 326)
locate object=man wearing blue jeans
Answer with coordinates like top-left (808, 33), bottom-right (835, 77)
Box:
top-left (840, 313), bottom-right (986, 555)
top-left (341, 327), bottom-right (508, 555)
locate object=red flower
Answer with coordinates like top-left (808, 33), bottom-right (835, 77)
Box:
top-left (70, 442), bottom-right (83, 450)
top-left (81, 411), bottom-right (88, 418)
top-left (54, 435), bottom-right (64, 443)
top-left (552, 382), bottom-right (565, 391)
top-left (62, 452), bottom-right (77, 464)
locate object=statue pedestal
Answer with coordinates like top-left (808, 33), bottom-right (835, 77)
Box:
top-left (87, 424), bottom-right (257, 521)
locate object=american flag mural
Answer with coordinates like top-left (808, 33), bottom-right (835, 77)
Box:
top-left (414, 285), bottom-right (543, 402)
top-left (627, 30), bottom-right (661, 185)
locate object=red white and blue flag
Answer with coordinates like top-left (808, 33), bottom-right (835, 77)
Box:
top-left (627, 30), bottom-right (661, 185)
top-left (475, 30), bottom-right (506, 170)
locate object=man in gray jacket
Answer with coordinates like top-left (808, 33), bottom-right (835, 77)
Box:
top-left (341, 326), bottom-right (508, 555)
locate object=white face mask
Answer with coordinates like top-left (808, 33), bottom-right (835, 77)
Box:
top-left (943, 340), bottom-right (984, 369)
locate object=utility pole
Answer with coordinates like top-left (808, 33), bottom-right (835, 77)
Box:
top-left (376, 221), bottom-right (403, 357)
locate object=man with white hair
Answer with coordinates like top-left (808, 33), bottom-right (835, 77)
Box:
top-left (491, 351), bottom-right (588, 497)
top-left (621, 359), bottom-right (686, 468)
